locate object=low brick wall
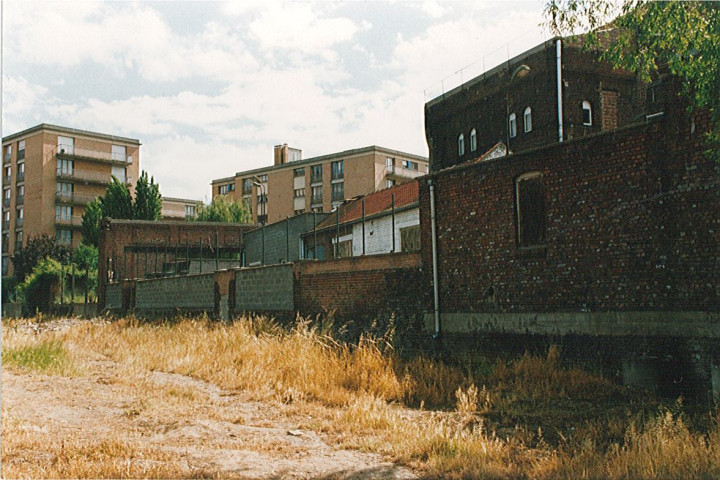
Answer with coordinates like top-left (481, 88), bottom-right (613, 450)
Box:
top-left (135, 273), bottom-right (216, 317)
top-left (234, 264), bottom-right (294, 314)
top-left (294, 252), bottom-right (426, 321)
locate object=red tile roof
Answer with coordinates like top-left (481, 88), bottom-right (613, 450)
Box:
top-left (316, 181), bottom-right (419, 230)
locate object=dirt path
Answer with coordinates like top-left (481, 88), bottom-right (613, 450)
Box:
top-left (2, 321), bottom-right (417, 479)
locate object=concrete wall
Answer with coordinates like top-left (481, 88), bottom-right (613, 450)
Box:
top-left (134, 273), bottom-right (216, 316)
top-left (234, 264), bottom-right (294, 314)
top-left (105, 282), bottom-right (123, 311)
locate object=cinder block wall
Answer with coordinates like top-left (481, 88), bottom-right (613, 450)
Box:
top-left (105, 283), bottom-right (123, 311)
top-left (234, 264), bottom-right (295, 313)
top-left (135, 273), bottom-right (216, 316)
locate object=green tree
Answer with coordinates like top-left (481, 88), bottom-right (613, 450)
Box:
top-left (11, 234), bottom-right (71, 282)
top-left (81, 198), bottom-right (103, 247)
top-left (18, 258), bottom-right (64, 315)
top-left (545, 1), bottom-right (720, 144)
top-left (195, 195), bottom-right (252, 223)
top-left (133, 171), bottom-right (162, 220)
top-left (100, 176), bottom-right (134, 220)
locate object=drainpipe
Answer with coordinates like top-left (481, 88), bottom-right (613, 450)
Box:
top-left (429, 179), bottom-right (441, 339)
top-left (556, 38), bottom-right (564, 143)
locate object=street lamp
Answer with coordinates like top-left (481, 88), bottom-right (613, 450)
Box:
top-left (506, 64), bottom-right (531, 152)
top-left (252, 177), bottom-right (266, 265)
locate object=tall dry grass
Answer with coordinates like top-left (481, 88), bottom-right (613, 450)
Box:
top-left (4, 315), bottom-right (720, 479)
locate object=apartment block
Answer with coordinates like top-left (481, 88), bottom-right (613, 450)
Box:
top-left (2, 124), bottom-right (140, 276)
top-left (211, 144), bottom-right (428, 225)
top-left (161, 197), bottom-right (202, 220)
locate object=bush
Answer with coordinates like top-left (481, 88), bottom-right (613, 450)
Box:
top-left (18, 258), bottom-right (63, 315)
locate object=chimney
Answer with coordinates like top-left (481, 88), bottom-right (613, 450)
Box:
top-left (274, 143), bottom-right (289, 165)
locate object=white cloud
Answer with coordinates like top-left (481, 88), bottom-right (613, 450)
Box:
top-left (1, 76), bottom-right (49, 132)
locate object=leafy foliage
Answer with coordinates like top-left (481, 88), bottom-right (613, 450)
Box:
top-left (17, 258), bottom-right (64, 314)
top-left (100, 176), bottom-right (134, 220)
top-left (133, 171), bottom-right (162, 221)
top-left (81, 198), bottom-right (103, 247)
top-left (11, 234), bottom-right (71, 282)
top-left (545, 1), bottom-right (720, 144)
top-left (195, 195), bottom-right (252, 223)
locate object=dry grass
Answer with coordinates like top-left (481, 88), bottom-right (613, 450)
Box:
top-left (3, 315), bottom-right (720, 479)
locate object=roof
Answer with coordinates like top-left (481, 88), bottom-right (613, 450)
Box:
top-left (211, 145), bottom-right (428, 185)
top-left (315, 181), bottom-right (419, 230)
top-left (2, 123), bottom-right (141, 145)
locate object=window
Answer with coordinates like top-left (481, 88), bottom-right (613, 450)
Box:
top-left (2, 257), bottom-right (7, 276)
top-left (2, 233), bottom-right (8, 252)
top-left (337, 239), bottom-right (353, 258)
top-left (56, 229), bottom-right (72, 245)
top-left (57, 158), bottom-right (73, 176)
top-left (4, 145), bottom-right (11, 163)
top-left (16, 207), bottom-right (23, 227)
top-left (386, 157), bottom-right (394, 169)
top-left (509, 113), bottom-right (517, 138)
top-left (242, 178), bottom-right (253, 194)
top-left (400, 225), bottom-right (421, 252)
top-left (311, 206), bottom-right (323, 213)
top-left (582, 100), bottom-right (592, 126)
top-left (242, 197), bottom-right (252, 210)
top-left (311, 164), bottom-right (323, 183)
top-left (2, 211), bottom-right (9, 230)
top-left (256, 193), bottom-right (267, 204)
top-left (17, 140), bottom-right (25, 161)
top-left (515, 172), bottom-right (546, 247)
top-left (4, 165), bottom-right (10, 181)
top-left (311, 185), bottom-right (323, 204)
top-left (470, 129), bottom-right (477, 152)
top-left (17, 162), bottom-right (24, 182)
top-left (289, 149), bottom-right (302, 162)
top-left (16, 185), bottom-right (24, 205)
top-left (58, 136), bottom-right (74, 155)
top-left (56, 205), bottom-right (72, 222)
top-left (257, 175), bottom-right (267, 183)
top-left (111, 145), bottom-right (127, 162)
top-left (294, 209), bottom-right (304, 216)
top-left (331, 160), bottom-right (344, 180)
top-left (294, 167), bottom-right (305, 177)
top-left (57, 182), bottom-right (73, 199)
top-left (402, 160), bottom-right (418, 170)
top-left (218, 183), bottom-right (235, 195)
top-left (386, 179), bottom-right (395, 189)
top-left (15, 230), bottom-right (23, 250)
top-left (185, 204), bottom-right (196, 218)
top-left (294, 188), bottom-right (305, 198)
top-left (332, 182), bottom-right (344, 202)
top-left (458, 133), bottom-right (465, 156)
top-left (523, 107), bottom-right (532, 132)
top-left (3, 188), bottom-right (10, 208)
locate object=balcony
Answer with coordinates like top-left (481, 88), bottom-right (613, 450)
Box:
top-left (16, 195), bottom-right (23, 206)
top-left (386, 164), bottom-right (425, 181)
top-left (311, 194), bottom-right (323, 206)
top-left (3, 175), bottom-right (10, 185)
top-left (57, 144), bottom-right (133, 165)
top-left (3, 198), bottom-right (9, 208)
top-left (16, 172), bottom-right (24, 183)
top-left (15, 218), bottom-right (23, 228)
top-left (3, 153), bottom-right (10, 165)
top-left (57, 168), bottom-right (132, 186)
top-left (2, 220), bottom-right (8, 231)
top-left (55, 192), bottom-right (99, 205)
top-left (55, 215), bottom-right (83, 228)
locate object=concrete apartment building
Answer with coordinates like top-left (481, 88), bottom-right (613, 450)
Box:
top-left (211, 144), bottom-right (428, 225)
top-left (2, 124), bottom-right (140, 276)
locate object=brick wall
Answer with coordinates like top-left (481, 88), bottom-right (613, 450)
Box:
top-left (420, 102), bottom-right (719, 333)
top-left (294, 252), bottom-right (426, 320)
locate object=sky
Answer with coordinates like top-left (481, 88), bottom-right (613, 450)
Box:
top-left (2, 1), bottom-right (552, 202)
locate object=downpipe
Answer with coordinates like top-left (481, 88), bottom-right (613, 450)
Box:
top-left (429, 180), bottom-right (441, 340)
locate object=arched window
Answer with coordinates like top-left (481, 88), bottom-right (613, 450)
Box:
top-left (582, 100), bottom-right (592, 126)
top-left (470, 129), bottom-right (477, 152)
top-left (508, 113), bottom-right (517, 138)
top-left (458, 133), bottom-right (465, 156)
top-left (523, 107), bottom-right (532, 132)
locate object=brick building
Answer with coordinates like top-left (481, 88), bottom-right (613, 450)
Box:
top-left (211, 144), bottom-right (427, 224)
top-left (161, 197), bottom-right (202, 220)
top-left (424, 37), bottom-right (660, 172)
top-left (2, 124), bottom-right (140, 276)
top-left (420, 82), bottom-right (719, 338)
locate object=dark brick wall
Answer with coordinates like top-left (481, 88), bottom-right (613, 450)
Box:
top-left (294, 253), bottom-right (426, 320)
top-left (425, 39), bottom-right (642, 172)
top-left (420, 103), bottom-right (719, 315)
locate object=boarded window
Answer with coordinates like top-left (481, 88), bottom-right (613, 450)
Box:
top-left (337, 239), bottom-right (353, 258)
top-left (515, 172), bottom-right (546, 247)
top-left (400, 225), bottom-right (421, 252)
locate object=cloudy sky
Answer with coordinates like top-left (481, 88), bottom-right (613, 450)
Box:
top-left (2, 1), bottom-right (551, 201)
